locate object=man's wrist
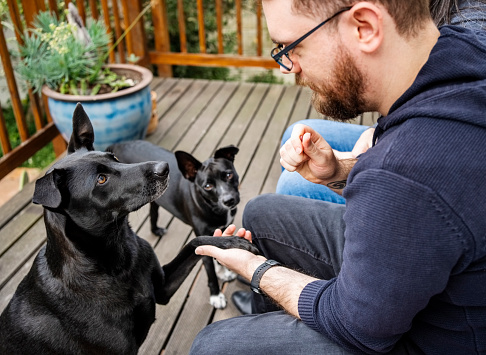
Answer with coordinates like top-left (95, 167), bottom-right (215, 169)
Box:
top-left (250, 259), bottom-right (281, 294)
top-left (326, 158), bottom-right (356, 190)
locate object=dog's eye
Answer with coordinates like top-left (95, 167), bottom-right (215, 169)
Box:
top-left (204, 183), bottom-right (214, 191)
top-left (226, 172), bottom-right (233, 180)
top-left (97, 175), bottom-right (107, 185)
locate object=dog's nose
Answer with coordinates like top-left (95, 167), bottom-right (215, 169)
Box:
top-left (154, 161), bottom-right (169, 176)
top-left (223, 197), bottom-right (236, 207)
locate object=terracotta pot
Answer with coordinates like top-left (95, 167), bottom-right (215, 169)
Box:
top-left (42, 64), bottom-right (153, 151)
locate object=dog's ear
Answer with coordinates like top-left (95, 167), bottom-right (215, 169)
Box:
top-left (67, 103), bottom-right (95, 154)
top-left (175, 151), bottom-right (202, 182)
top-left (32, 169), bottom-right (66, 208)
top-left (214, 145), bottom-right (239, 162)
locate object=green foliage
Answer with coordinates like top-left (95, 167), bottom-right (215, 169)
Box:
top-left (12, 10), bottom-right (132, 95)
top-left (246, 70), bottom-right (284, 84)
top-left (0, 0), bottom-right (7, 19)
top-left (0, 102), bottom-right (55, 169)
top-left (23, 142), bottom-right (55, 169)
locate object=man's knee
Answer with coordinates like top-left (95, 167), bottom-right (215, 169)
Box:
top-left (190, 322), bottom-right (225, 355)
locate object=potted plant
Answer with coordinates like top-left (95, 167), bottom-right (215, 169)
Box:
top-left (14, 3), bottom-right (154, 151)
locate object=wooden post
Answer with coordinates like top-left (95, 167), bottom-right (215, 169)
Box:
top-left (236, 0), bottom-right (242, 55)
top-left (0, 18), bottom-right (29, 142)
top-left (121, 0), bottom-right (151, 68)
top-left (100, 0), bottom-right (116, 63)
top-left (0, 104), bottom-right (12, 156)
top-left (151, 0), bottom-right (173, 76)
top-left (197, 0), bottom-right (206, 53)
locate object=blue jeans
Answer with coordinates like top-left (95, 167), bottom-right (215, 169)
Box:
top-left (276, 119), bottom-right (369, 204)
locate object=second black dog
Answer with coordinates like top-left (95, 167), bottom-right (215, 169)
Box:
top-left (108, 140), bottom-right (240, 308)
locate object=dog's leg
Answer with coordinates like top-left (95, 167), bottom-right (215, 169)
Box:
top-left (203, 256), bottom-right (227, 309)
top-left (214, 259), bottom-right (238, 282)
top-left (158, 236), bottom-right (259, 306)
top-left (150, 202), bottom-right (167, 237)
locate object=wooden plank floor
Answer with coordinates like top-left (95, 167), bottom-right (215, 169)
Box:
top-left (0, 78), bottom-right (378, 354)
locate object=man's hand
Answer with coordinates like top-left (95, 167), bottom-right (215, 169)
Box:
top-left (195, 224), bottom-right (319, 318)
top-left (195, 225), bottom-right (266, 282)
top-left (280, 124), bottom-right (356, 194)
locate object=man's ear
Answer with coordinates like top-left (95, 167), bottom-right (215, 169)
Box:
top-left (32, 169), bottom-right (65, 208)
top-left (175, 151), bottom-right (202, 182)
top-left (345, 3), bottom-right (384, 54)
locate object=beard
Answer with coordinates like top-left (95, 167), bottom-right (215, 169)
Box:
top-left (296, 46), bottom-right (368, 122)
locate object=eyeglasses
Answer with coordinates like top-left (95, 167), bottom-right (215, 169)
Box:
top-left (271, 6), bottom-right (352, 71)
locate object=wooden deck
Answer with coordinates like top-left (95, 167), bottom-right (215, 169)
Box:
top-left (0, 78), bottom-right (377, 354)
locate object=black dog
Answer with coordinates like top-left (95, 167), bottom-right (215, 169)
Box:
top-left (108, 140), bottom-right (240, 308)
top-left (0, 103), bottom-right (258, 354)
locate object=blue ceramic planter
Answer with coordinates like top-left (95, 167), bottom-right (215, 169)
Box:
top-left (42, 64), bottom-right (153, 151)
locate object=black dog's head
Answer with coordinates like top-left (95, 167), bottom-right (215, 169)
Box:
top-left (175, 146), bottom-right (240, 214)
top-left (32, 103), bottom-right (169, 232)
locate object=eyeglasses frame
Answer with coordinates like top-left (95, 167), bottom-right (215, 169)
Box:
top-left (271, 6), bottom-right (353, 71)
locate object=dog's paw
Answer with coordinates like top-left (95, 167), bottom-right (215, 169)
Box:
top-left (214, 260), bottom-right (237, 282)
top-left (191, 236), bottom-right (260, 255)
top-left (152, 227), bottom-right (167, 237)
top-left (210, 293), bottom-right (227, 309)
top-left (233, 239), bottom-right (260, 255)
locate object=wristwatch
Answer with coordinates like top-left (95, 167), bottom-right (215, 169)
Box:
top-left (250, 259), bottom-right (281, 294)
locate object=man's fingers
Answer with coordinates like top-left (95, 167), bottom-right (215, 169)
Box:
top-left (235, 228), bottom-right (246, 237)
top-left (290, 136), bottom-right (303, 155)
top-left (220, 224), bottom-right (236, 236)
top-left (280, 158), bottom-right (297, 172)
top-left (289, 123), bottom-right (308, 140)
top-left (301, 132), bottom-right (320, 157)
top-left (280, 140), bottom-right (303, 164)
top-left (301, 132), bottom-right (335, 168)
top-left (195, 245), bottom-right (221, 258)
top-left (245, 230), bottom-right (252, 243)
top-left (234, 228), bottom-right (252, 242)
top-left (280, 137), bottom-right (311, 172)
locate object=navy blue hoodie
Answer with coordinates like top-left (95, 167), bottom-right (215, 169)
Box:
top-left (298, 26), bottom-right (486, 354)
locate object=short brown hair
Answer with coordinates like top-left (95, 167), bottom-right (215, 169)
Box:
top-left (291, 0), bottom-right (431, 36)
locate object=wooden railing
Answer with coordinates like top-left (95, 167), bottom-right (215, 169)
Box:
top-left (0, 0), bottom-right (278, 181)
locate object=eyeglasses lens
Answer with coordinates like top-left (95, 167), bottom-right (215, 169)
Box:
top-left (271, 47), bottom-right (293, 71)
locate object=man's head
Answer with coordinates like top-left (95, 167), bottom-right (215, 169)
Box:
top-left (263, 0), bottom-right (438, 120)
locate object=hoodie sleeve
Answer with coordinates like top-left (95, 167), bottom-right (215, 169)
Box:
top-left (298, 169), bottom-right (471, 354)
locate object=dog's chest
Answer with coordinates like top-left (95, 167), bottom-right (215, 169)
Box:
top-left (196, 207), bottom-right (236, 235)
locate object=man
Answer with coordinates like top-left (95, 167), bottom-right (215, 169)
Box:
top-left (190, 0), bottom-right (486, 354)
top-left (275, 0), bottom-right (486, 204)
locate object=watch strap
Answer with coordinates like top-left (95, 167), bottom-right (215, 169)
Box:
top-left (250, 259), bottom-right (281, 294)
